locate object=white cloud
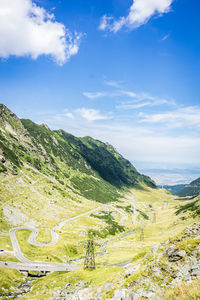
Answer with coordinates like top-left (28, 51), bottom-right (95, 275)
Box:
top-left (118, 90), bottom-right (137, 98)
top-left (99, 0), bottom-right (174, 33)
top-left (161, 33), bottom-right (170, 41)
top-left (117, 102), bottom-right (152, 109)
top-left (75, 108), bottom-right (112, 122)
top-left (105, 80), bottom-right (123, 88)
top-left (83, 92), bottom-right (107, 99)
top-left (117, 91), bottom-right (175, 109)
top-left (139, 106), bottom-right (200, 128)
top-left (82, 87), bottom-right (175, 108)
top-left (64, 112), bottom-right (74, 119)
top-left (0, 0), bottom-right (82, 65)
top-left (21, 106), bottom-right (200, 168)
top-left (42, 112), bottom-right (200, 166)
top-left (99, 16), bottom-right (113, 31)
top-left (117, 99), bottom-right (174, 109)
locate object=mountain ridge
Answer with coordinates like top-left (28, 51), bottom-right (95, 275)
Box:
top-left (0, 104), bottom-right (156, 204)
top-left (163, 177), bottom-right (200, 197)
top-left (177, 177), bottom-right (200, 197)
top-left (0, 104), bottom-right (199, 300)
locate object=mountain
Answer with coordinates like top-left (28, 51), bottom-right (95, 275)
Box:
top-left (177, 177), bottom-right (200, 197)
top-left (0, 104), bottom-right (199, 300)
top-left (161, 184), bottom-right (187, 195)
top-left (0, 104), bottom-right (156, 204)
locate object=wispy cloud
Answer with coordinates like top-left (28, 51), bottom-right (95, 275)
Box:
top-left (23, 100), bottom-right (200, 168)
top-left (161, 33), bottom-right (170, 41)
top-left (64, 112), bottom-right (74, 119)
top-left (99, 0), bottom-right (174, 33)
top-left (117, 97), bottom-right (175, 109)
top-left (0, 0), bottom-right (82, 65)
top-left (83, 86), bottom-right (175, 109)
top-left (32, 109), bottom-right (200, 166)
top-left (139, 106), bottom-right (200, 128)
top-left (104, 80), bottom-right (123, 88)
top-left (117, 102), bottom-right (152, 110)
top-left (83, 92), bottom-right (107, 99)
top-left (75, 108), bottom-right (112, 122)
top-left (54, 109), bottom-right (74, 120)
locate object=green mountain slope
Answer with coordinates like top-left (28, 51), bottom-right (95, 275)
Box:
top-left (177, 177), bottom-right (200, 197)
top-left (176, 194), bottom-right (200, 218)
top-left (0, 104), bottom-right (156, 204)
top-left (162, 184), bottom-right (187, 195)
top-left (0, 104), bottom-right (199, 300)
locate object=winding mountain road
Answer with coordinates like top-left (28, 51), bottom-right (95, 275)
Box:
top-left (1, 199), bottom-right (140, 272)
top-left (2, 206), bottom-right (103, 272)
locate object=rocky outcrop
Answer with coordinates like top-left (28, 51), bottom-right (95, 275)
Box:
top-left (164, 246), bottom-right (186, 262)
top-left (109, 222), bottom-right (200, 300)
top-left (0, 149), bottom-right (6, 163)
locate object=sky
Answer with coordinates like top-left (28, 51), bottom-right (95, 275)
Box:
top-left (0, 0), bottom-right (200, 183)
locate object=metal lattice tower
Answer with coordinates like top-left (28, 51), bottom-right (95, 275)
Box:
top-left (140, 228), bottom-right (144, 241)
top-left (153, 212), bottom-right (156, 223)
top-left (84, 240), bottom-right (95, 271)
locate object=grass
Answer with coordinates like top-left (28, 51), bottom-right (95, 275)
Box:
top-left (0, 168), bottom-right (199, 299)
top-left (0, 255), bottom-right (19, 262)
top-left (17, 267), bottom-right (122, 300)
top-left (176, 195), bottom-right (200, 218)
top-left (0, 235), bottom-right (12, 251)
top-left (161, 278), bottom-right (200, 299)
top-left (89, 211), bottom-right (125, 238)
top-left (0, 267), bottom-right (23, 296)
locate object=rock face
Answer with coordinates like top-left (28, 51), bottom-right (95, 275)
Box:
top-left (164, 246), bottom-right (186, 262)
top-left (49, 222), bottom-right (199, 300)
top-left (41, 123), bottom-right (50, 130)
top-left (109, 222), bottom-right (200, 300)
top-left (0, 149), bottom-right (6, 163)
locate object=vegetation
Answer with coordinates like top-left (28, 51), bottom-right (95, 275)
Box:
top-left (177, 177), bottom-right (200, 197)
top-left (0, 104), bottom-right (157, 204)
top-left (0, 104), bottom-right (199, 299)
top-left (162, 184), bottom-right (187, 195)
top-left (176, 195), bottom-right (200, 218)
top-left (89, 211), bottom-right (125, 238)
top-left (0, 268), bottom-right (23, 296)
top-left (162, 278), bottom-right (200, 299)
top-left (136, 208), bottom-right (149, 220)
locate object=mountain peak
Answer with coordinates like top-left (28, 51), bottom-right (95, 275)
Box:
top-left (0, 104), bottom-right (25, 134)
top-left (41, 123), bottom-right (50, 130)
top-left (0, 105), bottom-right (157, 202)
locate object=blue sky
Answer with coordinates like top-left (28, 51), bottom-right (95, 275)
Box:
top-left (0, 0), bottom-right (200, 180)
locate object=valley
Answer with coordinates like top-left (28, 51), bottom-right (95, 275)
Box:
top-left (0, 168), bottom-right (199, 299)
top-left (0, 105), bottom-right (199, 299)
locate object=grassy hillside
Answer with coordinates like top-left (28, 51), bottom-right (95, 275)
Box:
top-left (162, 184), bottom-right (187, 195)
top-left (177, 177), bottom-right (200, 197)
top-left (0, 104), bottom-right (199, 300)
top-left (0, 104), bottom-right (156, 204)
top-left (1, 179), bottom-right (198, 299)
top-left (176, 194), bottom-right (200, 218)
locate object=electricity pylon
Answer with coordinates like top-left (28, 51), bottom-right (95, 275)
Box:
top-left (153, 212), bottom-right (156, 223)
top-left (84, 240), bottom-right (95, 271)
top-left (140, 228), bottom-right (144, 241)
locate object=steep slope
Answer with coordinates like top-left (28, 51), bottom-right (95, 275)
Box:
top-left (176, 193), bottom-right (200, 218)
top-left (162, 184), bottom-right (187, 195)
top-left (0, 104), bottom-right (156, 204)
top-left (177, 177), bottom-right (200, 197)
top-left (0, 104), bottom-right (199, 300)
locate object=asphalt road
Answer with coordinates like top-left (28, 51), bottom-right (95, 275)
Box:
top-left (1, 206), bottom-right (103, 272)
top-left (0, 261), bottom-right (79, 272)
top-left (1, 201), bottom-right (139, 272)
top-left (27, 206), bottom-right (103, 247)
